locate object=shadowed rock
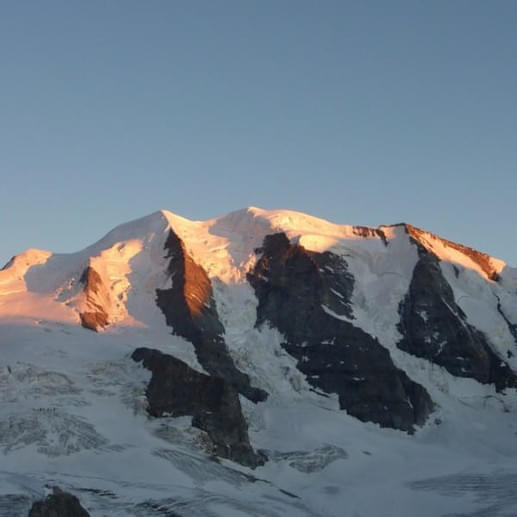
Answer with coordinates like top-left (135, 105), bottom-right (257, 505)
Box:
top-left (156, 229), bottom-right (267, 403)
top-left (132, 347), bottom-right (265, 468)
top-left (248, 232), bottom-right (433, 433)
top-left (494, 292), bottom-right (517, 347)
top-left (29, 487), bottom-right (90, 517)
top-left (397, 237), bottom-right (517, 391)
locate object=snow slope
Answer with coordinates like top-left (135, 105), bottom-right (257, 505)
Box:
top-left (1, 207), bottom-right (517, 516)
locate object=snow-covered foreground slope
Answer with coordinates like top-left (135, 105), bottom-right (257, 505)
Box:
top-left (1, 207), bottom-right (517, 516)
top-left (2, 320), bottom-right (517, 517)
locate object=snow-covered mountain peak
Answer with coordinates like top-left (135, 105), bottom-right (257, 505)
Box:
top-left (2, 207), bottom-right (517, 516)
top-left (1, 248), bottom-right (52, 277)
top-left (0, 211), bottom-right (172, 327)
top-left (85, 210), bottom-right (172, 253)
top-left (0, 207), bottom-right (511, 330)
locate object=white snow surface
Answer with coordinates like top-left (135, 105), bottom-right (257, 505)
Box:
top-left (1, 207), bottom-right (517, 516)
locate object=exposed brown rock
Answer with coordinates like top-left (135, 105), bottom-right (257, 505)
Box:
top-left (404, 224), bottom-right (501, 281)
top-left (352, 226), bottom-right (388, 245)
top-left (156, 230), bottom-right (267, 403)
top-left (79, 311), bottom-right (108, 331)
top-left (78, 266), bottom-right (110, 331)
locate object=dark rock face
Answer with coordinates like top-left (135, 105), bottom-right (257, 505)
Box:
top-left (494, 293), bottom-right (517, 347)
top-left (156, 230), bottom-right (267, 404)
top-left (132, 347), bottom-right (264, 468)
top-left (0, 256), bottom-right (14, 271)
top-left (79, 266), bottom-right (109, 331)
top-left (397, 240), bottom-right (517, 391)
top-left (29, 487), bottom-right (91, 517)
top-left (247, 233), bottom-right (433, 433)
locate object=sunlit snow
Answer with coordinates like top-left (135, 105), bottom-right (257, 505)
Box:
top-left (1, 207), bottom-right (517, 516)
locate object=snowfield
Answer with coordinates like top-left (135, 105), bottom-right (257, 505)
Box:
top-left (1, 207), bottom-right (517, 516)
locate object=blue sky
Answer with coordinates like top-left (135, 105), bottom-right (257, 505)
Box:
top-left (1, 1), bottom-right (516, 266)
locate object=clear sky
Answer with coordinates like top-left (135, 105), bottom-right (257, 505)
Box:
top-left (1, 1), bottom-right (516, 266)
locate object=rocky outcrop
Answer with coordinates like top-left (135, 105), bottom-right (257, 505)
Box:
top-left (494, 293), bottom-right (517, 347)
top-left (132, 347), bottom-right (264, 468)
top-left (352, 226), bottom-right (388, 245)
top-left (156, 230), bottom-right (267, 403)
top-left (405, 224), bottom-right (501, 281)
top-left (397, 240), bottom-right (517, 391)
top-left (29, 487), bottom-right (91, 517)
top-left (78, 266), bottom-right (109, 331)
top-left (248, 233), bottom-right (434, 433)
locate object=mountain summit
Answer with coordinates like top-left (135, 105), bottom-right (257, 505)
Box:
top-left (1, 207), bottom-right (517, 516)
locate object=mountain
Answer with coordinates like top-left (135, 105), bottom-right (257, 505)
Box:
top-left (1, 207), bottom-right (517, 516)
